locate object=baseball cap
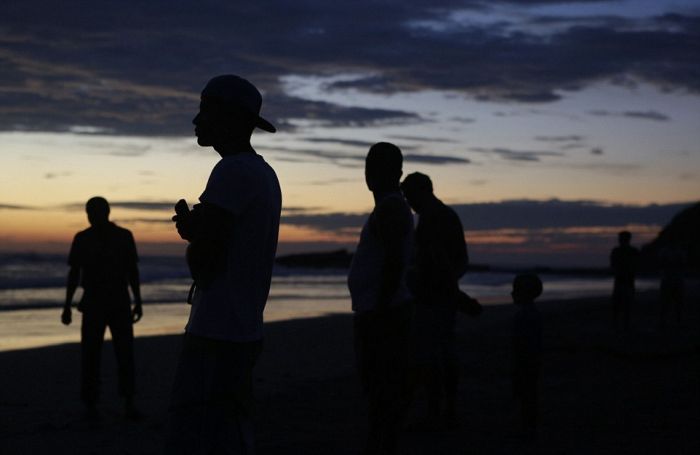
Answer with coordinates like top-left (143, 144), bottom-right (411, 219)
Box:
top-left (201, 75), bottom-right (276, 133)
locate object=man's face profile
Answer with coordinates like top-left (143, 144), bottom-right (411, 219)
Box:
top-left (364, 159), bottom-right (380, 192)
top-left (193, 97), bottom-right (223, 147)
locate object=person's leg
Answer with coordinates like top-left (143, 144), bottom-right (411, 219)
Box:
top-left (81, 309), bottom-right (106, 415)
top-left (439, 306), bottom-right (459, 427)
top-left (164, 334), bottom-right (216, 454)
top-left (520, 374), bottom-right (538, 437)
top-left (674, 282), bottom-right (684, 324)
top-left (378, 304), bottom-right (412, 454)
top-left (612, 288), bottom-right (621, 331)
top-left (624, 287), bottom-right (633, 331)
top-left (443, 351), bottom-right (459, 427)
top-left (107, 305), bottom-right (137, 417)
top-left (411, 301), bottom-right (446, 427)
top-left (210, 340), bottom-right (262, 455)
top-left (354, 311), bottom-right (382, 453)
top-left (164, 334), bottom-right (262, 455)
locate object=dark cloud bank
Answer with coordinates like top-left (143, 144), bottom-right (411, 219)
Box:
top-left (0, 1), bottom-right (698, 135)
top-left (12, 199), bottom-right (691, 234)
top-left (281, 200), bottom-right (695, 232)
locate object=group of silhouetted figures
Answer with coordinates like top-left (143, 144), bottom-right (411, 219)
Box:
top-left (59, 75), bottom-right (689, 455)
top-left (610, 231), bottom-right (687, 332)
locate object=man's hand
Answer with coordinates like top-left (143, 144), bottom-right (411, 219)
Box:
top-left (132, 303), bottom-right (143, 323)
top-left (61, 307), bottom-right (72, 326)
top-left (173, 199), bottom-right (194, 241)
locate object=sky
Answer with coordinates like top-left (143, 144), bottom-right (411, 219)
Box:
top-left (0, 0), bottom-right (698, 266)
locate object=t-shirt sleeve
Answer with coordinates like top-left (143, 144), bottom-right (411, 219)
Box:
top-left (67, 233), bottom-right (82, 267)
top-left (199, 160), bottom-right (254, 215)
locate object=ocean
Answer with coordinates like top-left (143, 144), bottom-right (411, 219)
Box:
top-left (0, 253), bottom-right (660, 311)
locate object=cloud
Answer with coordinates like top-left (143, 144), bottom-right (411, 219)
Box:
top-left (588, 109), bottom-right (671, 121)
top-left (0, 2), bottom-right (697, 135)
top-left (280, 199), bottom-right (695, 233)
top-left (0, 203), bottom-right (34, 210)
top-left (263, 146), bottom-right (469, 166)
top-left (267, 95), bottom-right (423, 130)
top-left (534, 135), bottom-right (584, 143)
top-left (404, 154), bottom-right (471, 164)
top-left (302, 137), bottom-right (377, 148)
top-left (449, 116), bottom-right (476, 124)
top-left (465, 224), bottom-right (662, 267)
top-left (389, 135), bottom-right (458, 144)
top-left (44, 171), bottom-right (72, 179)
top-left (110, 201), bottom-right (176, 211)
top-left (452, 199), bottom-right (693, 231)
top-left (282, 206), bottom-right (325, 213)
top-left (590, 147), bottom-right (604, 155)
top-left (282, 212), bottom-right (366, 233)
top-left (115, 217), bottom-right (172, 224)
top-left (326, 75), bottom-right (393, 93)
top-left (63, 200), bottom-right (175, 211)
top-left (305, 177), bottom-right (356, 186)
top-left (469, 147), bottom-right (564, 161)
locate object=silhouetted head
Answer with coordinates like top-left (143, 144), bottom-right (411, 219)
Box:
top-left (86, 196), bottom-right (110, 227)
top-left (193, 75), bottom-right (275, 149)
top-left (400, 172), bottom-right (434, 214)
top-left (365, 142), bottom-right (403, 193)
top-left (511, 273), bottom-right (543, 304)
top-left (618, 230), bottom-right (632, 246)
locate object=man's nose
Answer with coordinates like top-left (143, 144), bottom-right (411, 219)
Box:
top-left (192, 113), bottom-right (200, 125)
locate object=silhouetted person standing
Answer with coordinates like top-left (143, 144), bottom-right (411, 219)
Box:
top-left (165, 75), bottom-right (281, 455)
top-left (610, 231), bottom-right (639, 331)
top-left (510, 273), bottom-right (543, 439)
top-left (348, 142), bottom-right (414, 455)
top-left (62, 196), bottom-right (143, 420)
top-left (400, 172), bottom-right (468, 429)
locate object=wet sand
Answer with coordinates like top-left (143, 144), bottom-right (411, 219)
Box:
top-left (1, 291), bottom-right (698, 454)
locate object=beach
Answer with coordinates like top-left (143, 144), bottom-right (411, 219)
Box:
top-left (1, 288), bottom-right (698, 454)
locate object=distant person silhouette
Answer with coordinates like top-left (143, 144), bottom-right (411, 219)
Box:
top-left (510, 273), bottom-right (543, 439)
top-left (348, 142), bottom-right (414, 455)
top-left (658, 247), bottom-right (686, 328)
top-left (400, 172), bottom-right (470, 429)
top-left (61, 196), bottom-right (143, 420)
top-left (610, 231), bottom-right (639, 331)
top-left (164, 75), bottom-right (281, 455)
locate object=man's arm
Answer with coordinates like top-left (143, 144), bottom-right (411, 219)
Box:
top-left (173, 201), bottom-right (233, 243)
top-left (127, 232), bottom-right (143, 323)
top-left (375, 198), bottom-right (411, 308)
top-left (129, 262), bottom-right (143, 323)
top-left (62, 266), bottom-right (80, 325)
top-left (453, 212), bottom-right (469, 279)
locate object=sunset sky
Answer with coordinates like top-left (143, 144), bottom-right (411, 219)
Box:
top-left (1, 0), bottom-right (698, 266)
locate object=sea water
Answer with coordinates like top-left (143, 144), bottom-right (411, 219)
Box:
top-left (0, 253), bottom-right (660, 311)
top-left (0, 254), bottom-right (665, 351)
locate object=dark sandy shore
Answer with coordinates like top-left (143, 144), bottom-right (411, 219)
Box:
top-left (1, 291), bottom-right (698, 454)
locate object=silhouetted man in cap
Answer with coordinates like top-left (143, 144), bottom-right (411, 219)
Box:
top-left (62, 196), bottom-right (142, 419)
top-left (165, 75), bottom-right (281, 455)
top-left (348, 142), bottom-right (414, 455)
top-left (400, 172), bottom-right (469, 429)
top-left (610, 231), bottom-right (639, 331)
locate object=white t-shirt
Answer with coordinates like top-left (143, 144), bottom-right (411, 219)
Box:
top-left (347, 192), bottom-right (413, 313)
top-left (185, 152), bottom-right (281, 342)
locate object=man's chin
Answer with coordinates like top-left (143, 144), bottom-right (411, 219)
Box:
top-left (196, 136), bottom-right (211, 147)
